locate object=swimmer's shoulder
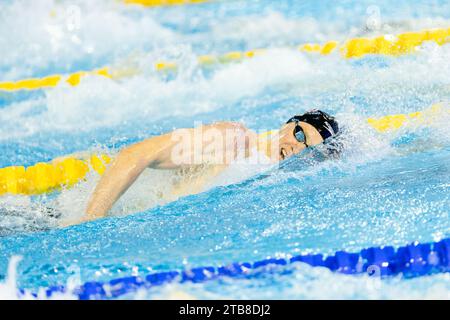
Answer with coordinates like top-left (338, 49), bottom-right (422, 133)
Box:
top-left (202, 121), bottom-right (249, 132)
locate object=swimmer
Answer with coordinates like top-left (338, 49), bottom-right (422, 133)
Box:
top-left (85, 110), bottom-right (339, 221)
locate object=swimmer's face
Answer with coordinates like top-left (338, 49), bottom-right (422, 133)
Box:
top-left (277, 121), bottom-right (324, 160)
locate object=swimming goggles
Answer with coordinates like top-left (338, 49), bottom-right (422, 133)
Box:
top-left (293, 122), bottom-right (309, 147)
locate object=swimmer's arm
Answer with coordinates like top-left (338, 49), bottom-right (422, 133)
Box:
top-left (85, 132), bottom-right (175, 220)
top-left (85, 122), bottom-right (248, 220)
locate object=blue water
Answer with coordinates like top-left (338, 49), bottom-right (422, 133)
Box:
top-left (0, 0), bottom-right (449, 299)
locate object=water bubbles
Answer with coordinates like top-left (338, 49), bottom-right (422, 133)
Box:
top-left (1, 0), bottom-right (450, 299)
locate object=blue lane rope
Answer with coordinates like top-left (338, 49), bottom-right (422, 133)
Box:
top-left (24, 237), bottom-right (450, 299)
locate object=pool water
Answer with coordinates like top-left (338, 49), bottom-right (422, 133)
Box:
top-left (0, 0), bottom-right (449, 299)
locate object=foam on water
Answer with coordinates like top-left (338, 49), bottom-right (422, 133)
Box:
top-left (133, 264), bottom-right (450, 300)
top-left (2, 0), bottom-right (450, 81)
top-left (0, 0), bottom-right (449, 299)
top-left (0, 256), bottom-right (78, 299)
top-left (1, 44), bottom-right (449, 141)
top-left (0, 0), bottom-right (177, 80)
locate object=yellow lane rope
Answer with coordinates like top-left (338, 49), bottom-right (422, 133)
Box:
top-left (124, 0), bottom-right (210, 7)
top-left (0, 68), bottom-right (111, 91)
top-left (367, 103), bottom-right (447, 132)
top-left (155, 27), bottom-right (450, 70)
top-left (1, 27), bottom-right (449, 92)
top-left (0, 154), bottom-right (111, 196)
top-left (0, 104), bottom-right (447, 196)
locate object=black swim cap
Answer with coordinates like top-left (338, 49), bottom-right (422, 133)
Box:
top-left (286, 109), bottom-right (339, 141)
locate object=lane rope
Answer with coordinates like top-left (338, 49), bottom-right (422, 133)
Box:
top-left (0, 68), bottom-right (111, 92)
top-left (157, 27), bottom-right (450, 70)
top-left (0, 103), bottom-right (447, 197)
top-left (1, 27), bottom-right (449, 92)
top-left (25, 237), bottom-right (450, 299)
top-left (0, 154), bottom-right (111, 196)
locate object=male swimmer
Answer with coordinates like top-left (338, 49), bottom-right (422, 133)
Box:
top-left (84, 110), bottom-right (339, 221)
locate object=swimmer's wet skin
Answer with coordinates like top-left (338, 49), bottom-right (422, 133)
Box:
top-left (85, 110), bottom-right (340, 222)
